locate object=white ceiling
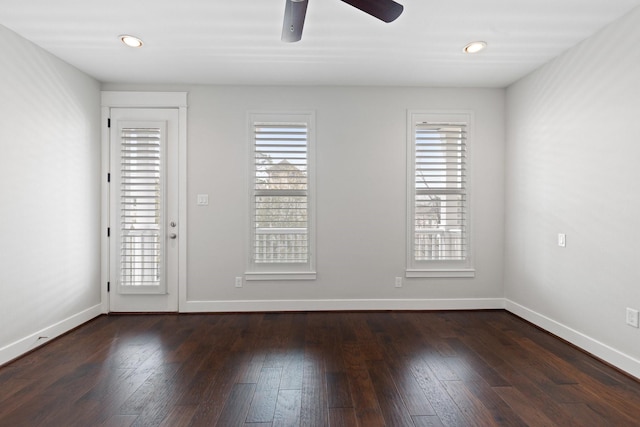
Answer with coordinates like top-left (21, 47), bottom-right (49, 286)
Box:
top-left (1, 0), bottom-right (639, 87)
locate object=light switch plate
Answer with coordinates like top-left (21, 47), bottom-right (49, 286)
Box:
top-left (197, 194), bottom-right (209, 206)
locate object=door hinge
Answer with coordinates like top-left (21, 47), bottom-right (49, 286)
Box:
top-left (107, 282), bottom-right (110, 293)
top-left (107, 118), bottom-right (111, 128)
top-left (107, 227), bottom-right (110, 237)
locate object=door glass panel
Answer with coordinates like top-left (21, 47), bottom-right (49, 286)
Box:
top-left (118, 126), bottom-right (165, 292)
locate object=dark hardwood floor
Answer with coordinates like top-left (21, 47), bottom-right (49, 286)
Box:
top-left (1, 310), bottom-right (639, 426)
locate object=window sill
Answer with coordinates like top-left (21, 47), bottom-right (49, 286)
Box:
top-left (245, 272), bottom-right (317, 281)
top-left (405, 269), bottom-right (475, 278)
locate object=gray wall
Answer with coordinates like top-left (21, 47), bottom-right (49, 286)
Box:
top-left (103, 84), bottom-right (506, 310)
top-left (0, 25), bottom-right (101, 363)
top-left (505, 7), bottom-right (640, 373)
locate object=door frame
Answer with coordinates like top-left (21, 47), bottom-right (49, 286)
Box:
top-left (101, 92), bottom-right (188, 313)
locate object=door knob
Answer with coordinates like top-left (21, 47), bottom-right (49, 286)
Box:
top-left (169, 233), bottom-right (177, 239)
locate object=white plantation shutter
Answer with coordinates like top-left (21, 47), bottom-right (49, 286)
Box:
top-left (118, 126), bottom-right (165, 290)
top-left (411, 116), bottom-right (471, 270)
top-left (252, 122), bottom-right (309, 264)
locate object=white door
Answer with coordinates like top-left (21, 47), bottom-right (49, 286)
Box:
top-left (109, 108), bottom-right (179, 312)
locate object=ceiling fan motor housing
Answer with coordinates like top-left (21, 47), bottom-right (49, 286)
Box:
top-left (282, 0), bottom-right (403, 42)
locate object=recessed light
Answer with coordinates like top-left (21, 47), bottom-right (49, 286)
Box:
top-left (119, 35), bottom-right (143, 48)
top-left (463, 41), bottom-right (487, 54)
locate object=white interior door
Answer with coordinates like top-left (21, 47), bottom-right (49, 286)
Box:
top-left (109, 108), bottom-right (179, 312)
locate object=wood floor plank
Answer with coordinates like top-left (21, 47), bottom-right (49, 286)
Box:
top-left (348, 314), bottom-right (385, 362)
top-left (76, 359), bottom-right (165, 425)
top-left (367, 360), bottom-right (414, 427)
top-left (72, 371), bottom-right (155, 424)
top-left (189, 351), bottom-right (253, 427)
top-left (157, 404), bottom-right (197, 427)
top-left (280, 352), bottom-right (304, 390)
top-left (461, 378), bottom-right (528, 426)
top-left (237, 352), bottom-right (267, 384)
top-left (215, 383), bottom-right (256, 427)
top-left (99, 414), bottom-right (139, 427)
top-left (384, 357), bottom-right (436, 416)
top-left (409, 355), bottom-right (477, 426)
top-left (442, 338), bottom-right (511, 387)
top-left (502, 376), bottom-right (581, 426)
top-left (328, 407), bottom-right (358, 427)
top-left (246, 367), bottom-right (283, 423)
top-left (340, 342), bottom-right (386, 426)
top-left (118, 362), bottom-right (182, 416)
top-left (456, 330), bottom-right (533, 391)
top-left (246, 388), bottom-right (279, 424)
top-left (326, 372), bottom-right (353, 408)
top-left (440, 380), bottom-right (500, 426)
top-left (460, 318), bottom-right (577, 390)
top-left (273, 389), bottom-right (302, 427)
top-left (1, 311), bottom-right (639, 427)
top-left (0, 389), bottom-right (64, 426)
top-left (127, 340), bottom-right (217, 426)
top-left (39, 363), bottom-right (115, 425)
top-left (411, 415), bottom-right (445, 427)
top-left (421, 354), bottom-right (460, 383)
top-left (493, 385), bottom-right (559, 426)
top-left (299, 354), bottom-right (328, 427)
top-left (0, 376), bottom-right (31, 405)
top-left (174, 352), bottom-right (228, 406)
top-left (558, 402), bottom-right (615, 427)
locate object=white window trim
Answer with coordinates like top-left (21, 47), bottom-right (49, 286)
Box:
top-left (405, 110), bottom-right (475, 279)
top-left (245, 111), bottom-right (316, 281)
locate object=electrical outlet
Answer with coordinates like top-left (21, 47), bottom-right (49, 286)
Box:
top-left (557, 233), bottom-right (566, 247)
top-left (235, 277), bottom-right (243, 288)
top-left (395, 277), bottom-right (403, 288)
top-left (626, 308), bottom-right (639, 328)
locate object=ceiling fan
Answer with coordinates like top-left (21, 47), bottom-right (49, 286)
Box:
top-left (282, 0), bottom-right (404, 42)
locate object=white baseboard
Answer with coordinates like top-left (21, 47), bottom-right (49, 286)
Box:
top-left (182, 298), bottom-right (506, 313)
top-left (0, 304), bottom-right (103, 366)
top-left (505, 299), bottom-right (640, 380)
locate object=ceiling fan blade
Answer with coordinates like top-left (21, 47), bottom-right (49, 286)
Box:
top-left (282, 0), bottom-right (309, 43)
top-left (340, 0), bottom-right (403, 23)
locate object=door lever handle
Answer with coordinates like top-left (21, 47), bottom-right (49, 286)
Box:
top-left (169, 233), bottom-right (177, 239)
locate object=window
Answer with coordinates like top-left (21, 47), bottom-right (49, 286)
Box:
top-left (247, 112), bottom-right (316, 280)
top-left (406, 111), bottom-right (474, 278)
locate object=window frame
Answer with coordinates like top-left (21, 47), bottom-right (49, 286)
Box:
top-left (406, 111), bottom-right (475, 278)
top-left (246, 111), bottom-right (317, 281)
